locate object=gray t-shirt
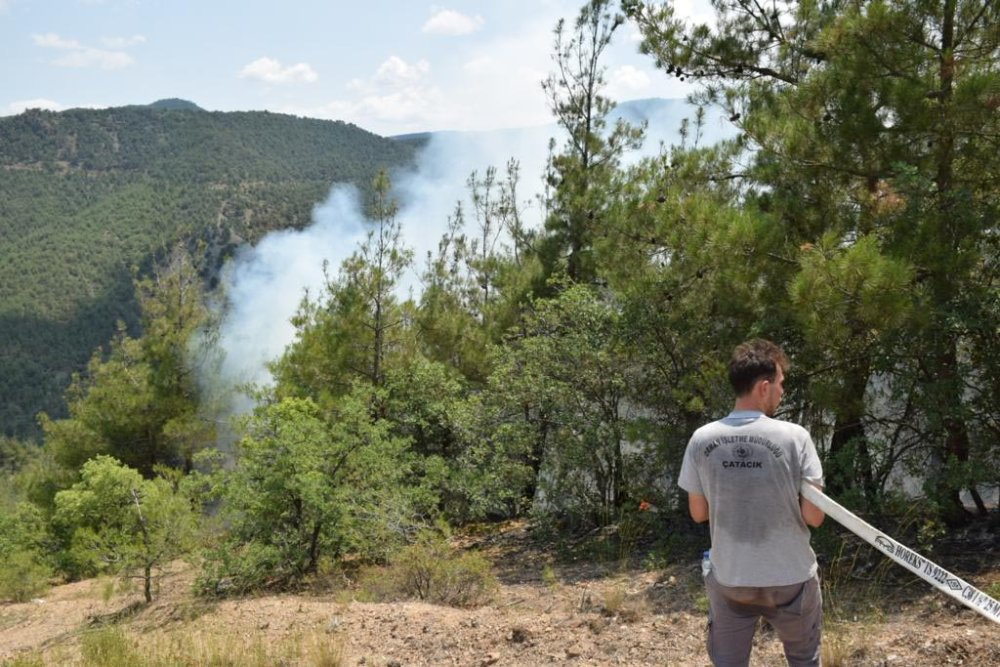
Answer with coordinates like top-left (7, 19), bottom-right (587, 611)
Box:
top-left (678, 410), bottom-right (824, 587)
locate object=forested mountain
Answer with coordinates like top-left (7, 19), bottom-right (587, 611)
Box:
top-left (0, 102), bottom-right (418, 437)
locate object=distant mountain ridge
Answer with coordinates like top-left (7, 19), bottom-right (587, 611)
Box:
top-left (1, 104), bottom-right (411, 182)
top-left (146, 98), bottom-right (205, 111)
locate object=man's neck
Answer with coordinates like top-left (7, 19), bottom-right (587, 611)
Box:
top-left (733, 397), bottom-right (765, 413)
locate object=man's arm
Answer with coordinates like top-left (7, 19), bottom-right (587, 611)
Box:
top-left (800, 481), bottom-right (825, 527)
top-left (688, 493), bottom-right (709, 523)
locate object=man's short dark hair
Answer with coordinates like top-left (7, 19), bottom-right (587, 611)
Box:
top-left (729, 339), bottom-right (789, 396)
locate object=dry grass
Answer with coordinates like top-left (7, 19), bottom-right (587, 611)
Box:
top-left (601, 584), bottom-right (652, 623)
top-left (821, 625), bottom-right (853, 667)
top-left (7, 626), bottom-right (347, 667)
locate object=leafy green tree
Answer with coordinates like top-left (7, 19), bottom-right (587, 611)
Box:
top-left (581, 130), bottom-right (799, 515)
top-left (201, 391), bottom-right (431, 594)
top-left (274, 172), bottom-right (415, 402)
top-left (0, 436), bottom-right (36, 477)
top-left (361, 171), bottom-right (416, 388)
top-left (445, 387), bottom-right (537, 521)
top-left (379, 356), bottom-right (535, 522)
top-left (485, 284), bottom-right (653, 528)
top-left (417, 209), bottom-right (495, 383)
top-left (418, 161), bottom-right (539, 383)
top-left (134, 246), bottom-right (219, 472)
top-left (273, 168), bottom-right (539, 528)
top-left (52, 455), bottom-right (197, 601)
top-left (790, 234), bottom-right (914, 503)
top-left (41, 329), bottom-right (158, 474)
top-left (380, 358), bottom-right (464, 472)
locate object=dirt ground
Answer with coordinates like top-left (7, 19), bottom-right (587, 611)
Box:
top-left (2, 521), bottom-right (999, 666)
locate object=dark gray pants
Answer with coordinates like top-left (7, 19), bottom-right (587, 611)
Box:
top-left (705, 571), bottom-right (823, 667)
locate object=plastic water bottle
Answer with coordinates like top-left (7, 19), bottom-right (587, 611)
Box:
top-left (701, 550), bottom-right (712, 578)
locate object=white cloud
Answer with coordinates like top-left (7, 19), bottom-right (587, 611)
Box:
top-left (359, 88), bottom-right (440, 123)
top-left (626, 26), bottom-right (645, 43)
top-left (32, 32), bottom-right (136, 70)
top-left (284, 2), bottom-right (698, 136)
top-left (462, 56), bottom-right (492, 74)
top-left (422, 9), bottom-right (484, 36)
top-left (32, 33), bottom-right (81, 50)
top-left (324, 56), bottom-right (441, 133)
top-left (239, 57), bottom-right (319, 84)
top-left (101, 34), bottom-right (146, 49)
top-left (605, 65), bottom-right (652, 99)
top-left (373, 56), bottom-right (430, 86)
top-left (4, 98), bottom-right (65, 115)
top-left (291, 17), bottom-right (554, 136)
top-left (55, 49), bottom-right (134, 69)
top-left (674, 0), bottom-right (717, 24)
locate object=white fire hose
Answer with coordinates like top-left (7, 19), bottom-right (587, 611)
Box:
top-left (800, 482), bottom-right (1000, 625)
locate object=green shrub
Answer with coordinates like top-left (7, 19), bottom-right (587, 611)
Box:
top-left (984, 580), bottom-right (1000, 600)
top-left (52, 456), bottom-right (198, 602)
top-left (69, 626), bottom-right (347, 667)
top-left (601, 585), bottom-right (651, 623)
top-left (0, 499), bottom-right (51, 603)
top-left (195, 542), bottom-right (284, 597)
top-left (0, 549), bottom-right (51, 602)
top-left (365, 528), bottom-right (497, 608)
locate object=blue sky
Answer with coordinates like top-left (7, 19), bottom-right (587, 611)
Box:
top-left (1, 0), bottom-right (712, 135)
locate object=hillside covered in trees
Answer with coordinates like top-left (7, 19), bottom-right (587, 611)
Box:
top-left (0, 102), bottom-right (418, 437)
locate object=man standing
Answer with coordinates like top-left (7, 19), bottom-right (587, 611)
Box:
top-left (678, 339), bottom-right (825, 667)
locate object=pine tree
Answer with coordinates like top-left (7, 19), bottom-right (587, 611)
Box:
top-left (539, 0), bottom-right (644, 285)
top-left (629, 0), bottom-right (1000, 517)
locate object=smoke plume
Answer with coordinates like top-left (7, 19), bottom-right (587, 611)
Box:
top-left (201, 98), bottom-right (728, 420)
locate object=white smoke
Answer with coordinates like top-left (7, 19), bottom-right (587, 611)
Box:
top-left (203, 98), bottom-right (732, 419)
top-left (213, 186), bottom-right (368, 394)
top-left (203, 122), bottom-right (553, 419)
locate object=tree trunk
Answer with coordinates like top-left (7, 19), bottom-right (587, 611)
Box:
top-left (927, 0), bottom-right (972, 527)
top-left (306, 520), bottom-right (323, 574)
top-left (933, 341), bottom-right (973, 526)
top-left (827, 364), bottom-right (874, 505)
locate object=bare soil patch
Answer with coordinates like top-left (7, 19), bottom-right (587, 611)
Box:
top-left (2, 520), bottom-right (998, 666)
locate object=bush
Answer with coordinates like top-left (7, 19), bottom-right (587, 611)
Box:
top-left (52, 456), bottom-right (198, 602)
top-left (0, 549), bottom-right (51, 602)
top-left (365, 528), bottom-right (497, 608)
top-left (601, 585), bottom-right (651, 623)
top-left (195, 542), bottom-right (284, 597)
top-left (0, 500), bottom-right (52, 602)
